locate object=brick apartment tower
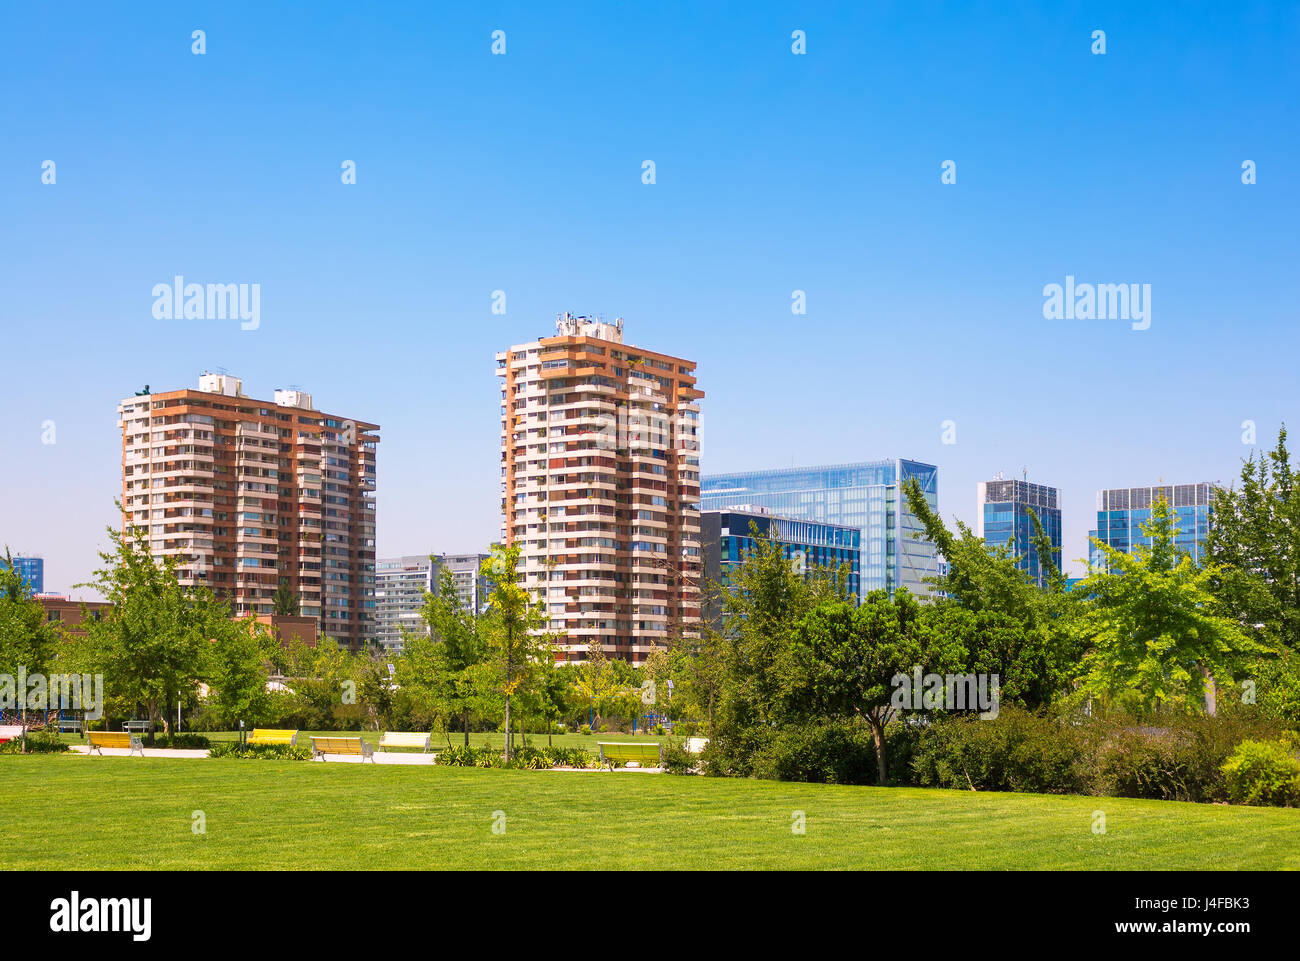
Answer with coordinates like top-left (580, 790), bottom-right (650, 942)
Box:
top-left (117, 373), bottom-right (379, 650)
top-left (497, 313), bottom-right (703, 663)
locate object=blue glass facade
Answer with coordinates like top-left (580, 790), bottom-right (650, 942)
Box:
top-left (700, 459), bottom-right (939, 596)
top-left (976, 478), bottom-right (1062, 587)
top-left (1088, 483), bottom-right (1214, 568)
top-left (1, 556), bottom-right (44, 595)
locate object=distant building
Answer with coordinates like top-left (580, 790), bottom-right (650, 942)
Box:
top-left (700, 508), bottom-right (860, 626)
top-left (252, 614), bottom-right (318, 648)
top-left (37, 596), bottom-right (112, 636)
top-left (701, 459), bottom-right (939, 597)
top-left (375, 553), bottom-right (492, 652)
top-left (116, 373), bottom-right (379, 650)
top-left (1088, 482), bottom-right (1216, 567)
top-left (1, 556), bottom-right (44, 594)
top-left (975, 475), bottom-right (1062, 587)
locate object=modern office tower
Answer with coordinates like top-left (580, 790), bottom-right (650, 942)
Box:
top-left (497, 313), bottom-right (703, 663)
top-left (700, 508), bottom-right (861, 626)
top-left (117, 373), bottom-right (379, 650)
top-left (1, 555), bottom-right (44, 594)
top-left (975, 474), bottom-right (1062, 587)
top-left (374, 552), bottom-right (491, 653)
top-left (1088, 482), bottom-right (1216, 567)
top-left (700, 459), bottom-right (939, 597)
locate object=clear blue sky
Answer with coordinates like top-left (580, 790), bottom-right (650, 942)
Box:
top-left (2, 1), bottom-right (1297, 595)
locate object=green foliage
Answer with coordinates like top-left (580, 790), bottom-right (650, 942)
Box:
top-left (0, 728), bottom-right (67, 754)
top-left (1221, 739), bottom-right (1300, 807)
top-left (1074, 496), bottom-right (1266, 713)
top-left (750, 720), bottom-right (880, 785)
top-left (433, 744), bottom-right (596, 769)
top-left (205, 619), bottom-right (276, 728)
top-left (0, 546), bottom-right (61, 678)
top-left (271, 579), bottom-right (300, 616)
top-left (1205, 425), bottom-right (1300, 652)
top-left (660, 739), bottom-right (697, 775)
top-left (911, 707), bottom-right (1088, 794)
top-left (207, 742), bottom-right (312, 761)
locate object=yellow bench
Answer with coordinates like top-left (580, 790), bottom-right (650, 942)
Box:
top-left (597, 742), bottom-right (662, 770)
top-left (248, 729), bottom-right (298, 746)
top-left (310, 736), bottom-right (374, 762)
top-left (377, 732), bottom-right (432, 753)
top-left (87, 731), bottom-right (144, 757)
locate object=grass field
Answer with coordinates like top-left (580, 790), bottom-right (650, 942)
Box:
top-left (2, 755), bottom-right (1298, 869)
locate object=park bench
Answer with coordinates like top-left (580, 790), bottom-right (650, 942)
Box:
top-left (310, 736), bottom-right (374, 762)
top-left (58, 716), bottom-right (84, 734)
top-left (87, 731), bottom-right (144, 757)
top-left (377, 732), bottom-right (431, 754)
top-left (597, 741), bottom-right (663, 770)
top-left (248, 729), bottom-right (298, 746)
top-left (123, 720), bottom-right (151, 735)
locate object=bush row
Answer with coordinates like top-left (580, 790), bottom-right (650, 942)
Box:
top-left (434, 745), bottom-right (598, 769)
top-left (707, 708), bottom-right (1300, 806)
top-left (0, 728), bottom-right (68, 754)
top-left (208, 742), bottom-right (314, 761)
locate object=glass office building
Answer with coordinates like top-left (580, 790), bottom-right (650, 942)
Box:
top-left (1088, 483), bottom-right (1215, 568)
top-left (701, 509), bottom-right (861, 609)
top-left (1, 555), bottom-right (44, 595)
top-left (700, 459), bottom-right (939, 596)
top-left (975, 477), bottom-right (1062, 587)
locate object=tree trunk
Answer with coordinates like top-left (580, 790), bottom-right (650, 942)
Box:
top-left (868, 716), bottom-right (888, 786)
top-left (463, 710), bottom-right (470, 747)
top-left (1201, 664), bottom-right (1218, 717)
top-left (504, 694), bottom-right (511, 760)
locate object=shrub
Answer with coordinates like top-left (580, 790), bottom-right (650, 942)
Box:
top-left (208, 742), bottom-right (312, 761)
top-left (911, 707), bottom-right (1088, 794)
top-left (1221, 739), bottom-right (1300, 807)
top-left (434, 745), bottom-right (596, 769)
top-left (0, 728), bottom-right (67, 754)
top-left (661, 739), bottom-right (697, 775)
top-left (750, 721), bottom-right (880, 785)
top-left (579, 724), bottom-right (592, 735)
top-left (143, 733), bottom-right (211, 749)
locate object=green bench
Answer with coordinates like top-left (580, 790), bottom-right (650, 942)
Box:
top-left (596, 741), bottom-right (663, 770)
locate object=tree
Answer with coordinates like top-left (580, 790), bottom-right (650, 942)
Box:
top-left (272, 579), bottom-right (300, 616)
top-left (78, 524), bottom-right (225, 733)
top-left (206, 617), bottom-right (276, 728)
top-left (0, 546), bottom-right (60, 680)
top-left (1074, 496), bottom-right (1267, 715)
top-left (419, 566), bottom-right (488, 745)
top-left (1205, 425), bottom-right (1300, 651)
top-left (478, 544), bottom-right (552, 759)
top-left (569, 645), bottom-right (623, 730)
top-left (786, 589), bottom-right (964, 783)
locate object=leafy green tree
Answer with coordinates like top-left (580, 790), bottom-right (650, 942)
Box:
top-left (1205, 425), bottom-right (1300, 651)
top-left (78, 525), bottom-right (225, 733)
top-left (1075, 496), bottom-right (1267, 714)
top-left (478, 544), bottom-right (553, 759)
top-left (0, 547), bottom-right (60, 679)
top-left (206, 617), bottom-right (276, 727)
top-left (787, 589), bottom-right (964, 783)
top-left (272, 579), bottom-right (300, 616)
top-left (419, 566), bottom-right (489, 744)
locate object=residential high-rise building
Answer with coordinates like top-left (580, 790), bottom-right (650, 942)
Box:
top-left (374, 552), bottom-right (491, 653)
top-left (117, 373), bottom-right (379, 650)
top-left (375, 555), bottom-right (437, 652)
top-left (1, 555), bottom-right (44, 594)
top-left (1088, 482), bottom-right (1216, 567)
top-left (975, 475), bottom-right (1062, 587)
top-left (497, 313), bottom-right (703, 663)
top-left (701, 459), bottom-right (939, 597)
top-left (700, 508), bottom-right (860, 626)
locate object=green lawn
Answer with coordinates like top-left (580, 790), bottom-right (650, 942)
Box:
top-left (2, 755), bottom-right (1298, 869)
